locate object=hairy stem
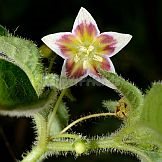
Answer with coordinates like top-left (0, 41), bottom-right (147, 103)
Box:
top-left (50, 133), bottom-right (81, 140)
top-left (48, 55), bottom-right (56, 73)
top-left (60, 112), bottom-right (116, 134)
top-left (90, 137), bottom-right (152, 161)
top-left (47, 89), bottom-right (67, 134)
top-left (47, 141), bottom-right (74, 152)
top-left (22, 114), bottom-right (47, 162)
top-left (46, 135), bottom-right (151, 162)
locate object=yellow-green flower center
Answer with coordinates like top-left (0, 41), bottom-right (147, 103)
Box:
top-left (74, 45), bottom-right (103, 69)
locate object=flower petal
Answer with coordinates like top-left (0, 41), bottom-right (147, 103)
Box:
top-left (63, 58), bottom-right (88, 79)
top-left (41, 32), bottom-right (79, 59)
top-left (88, 57), bottom-right (115, 75)
top-left (89, 58), bottom-right (116, 89)
top-left (96, 32), bottom-right (132, 57)
top-left (94, 34), bottom-right (117, 57)
top-left (59, 59), bottom-right (88, 89)
top-left (72, 7), bottom-right (100, 39)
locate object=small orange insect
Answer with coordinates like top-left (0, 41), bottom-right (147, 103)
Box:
top-left (115, 97), bottom-right (129, 118)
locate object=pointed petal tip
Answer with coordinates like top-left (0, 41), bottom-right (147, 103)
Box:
top-left (41, 36), bottom-right (46, 42)
top-left (41, 33), bottom-right (74, 59)
top-left (76, 7), bottom-right (95, 24)
top-left (72, 7), bottom-right (100, 35)
top-left (100, 32), bottom-right (132, 57)
top-left (126, 34), bottom-right (133, 42)
top-left (79, 7), bottom-right (89, 14)
top-left (121, 33), bottom-right (132, 47)
top-left (80, 7), bottom-right (86, 11)
top-left (41, 35), bottom-right (53, 45)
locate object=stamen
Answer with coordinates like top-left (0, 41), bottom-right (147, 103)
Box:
top-left (83, 60), bottom-right (89, 69)
top-left (78, 45), bottom-right (97, 69)
top-left (79, 45), bottom-right (95, 55)
top-left (87, 45), bottom-right (94, 55)
top-left (74, 55), bottom-right (80, 63)
top-left (93, 55), bottom-right (103, 62)
top-left (79, 46), bottom-right (87, 53)
top-left (88, 45), bottom-right (94, 52)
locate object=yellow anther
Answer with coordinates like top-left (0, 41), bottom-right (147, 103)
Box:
top-left (79, 46), bottom-right (87, 53)
top-left (77, 45), bottom-right (97, 69)
top-left (74, 55), bottom-right (80, 63)
top-left (83, 60), bottom-right (89, 69)
top-left (79, 45), bottom-right (94, 55)
top-left (87, 45), bottom-right (94, 55)
top-left (93, 55), bottom-right (103, 62)
top-left (88, 45), bottom-right (94, 52)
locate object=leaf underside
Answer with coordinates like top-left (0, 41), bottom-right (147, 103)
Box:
top-left (0, 36), bottom-right (43, 95)
top-left (0, 59), bottom-right (38, 109)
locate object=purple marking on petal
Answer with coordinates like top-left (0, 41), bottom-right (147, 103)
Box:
top-left (74, 22), bottom-right (98, 38)
top-left (88, 23), bottom-right (98, 36)
top-left (89, 57), bottom-right (112, 78)
top-left (103, 45), bottom-right (115, 53)
top-left (95, 34), bottom-right (117, 56)
top-left (102, 36), bottom-right (113, 44)
top-left (66, 59), bottom-right (87, 79)
top-left (75, 23), bottom-right (84, 36)
top-left (58, 45), bottom-right (72, 56)
top-left (56, 34), bottom-right (75, 45)
top-left (55, 34), bottom-right (77, 57)
top-left (101, 57), bottom-right (111, 71)
top-left (89, 65), bottom-right (99, 76)
top-left (98, 34), bottom-right (117, 45)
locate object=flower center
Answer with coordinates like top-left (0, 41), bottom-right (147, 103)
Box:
top-left (79, 45), bottom-right (94, 56)
top-left (74, 45), bottom-right (103, 69)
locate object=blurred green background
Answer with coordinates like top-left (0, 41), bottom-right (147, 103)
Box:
top-left (0, 0), bottom-right (162, 161)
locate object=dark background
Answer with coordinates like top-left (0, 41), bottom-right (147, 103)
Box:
top-left (0, 0), bottom-right (162, 161)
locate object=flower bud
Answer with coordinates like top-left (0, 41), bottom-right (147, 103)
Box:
top-left (73, 140), bottom-right (87, 154)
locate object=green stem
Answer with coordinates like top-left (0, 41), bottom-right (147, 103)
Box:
top-left (60, 112), bottom-right (116, 134)
top-left (47, 89), bottom-right (67, 134)
top-left (22, 114), bottom-right (47, 162)
top-left (91, 137), bottom-right (152, 161)
top-left (21, 146), bottom-right (46, 162)
top-left (47, 141), bottom-right (74, 152)
top-left (46, 135), bottom-right (151, 161)
top-left (48, 55), bottom-right (56, 73)
top-left (50, 133), bottom-right (81, 140)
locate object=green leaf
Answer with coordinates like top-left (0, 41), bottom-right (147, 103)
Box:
top-left (0, 25), bottom-right (8, 36)
top-left (141, 83), bottom-right (162, 136)
top-left (140, 151), bottom-right (162, 162)
top-left (0, 59), bottom-right (38, 109)
top-left (0, 36), bottom-right (43, 95)
top-left (0, 36), bottom-right (54, 116)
